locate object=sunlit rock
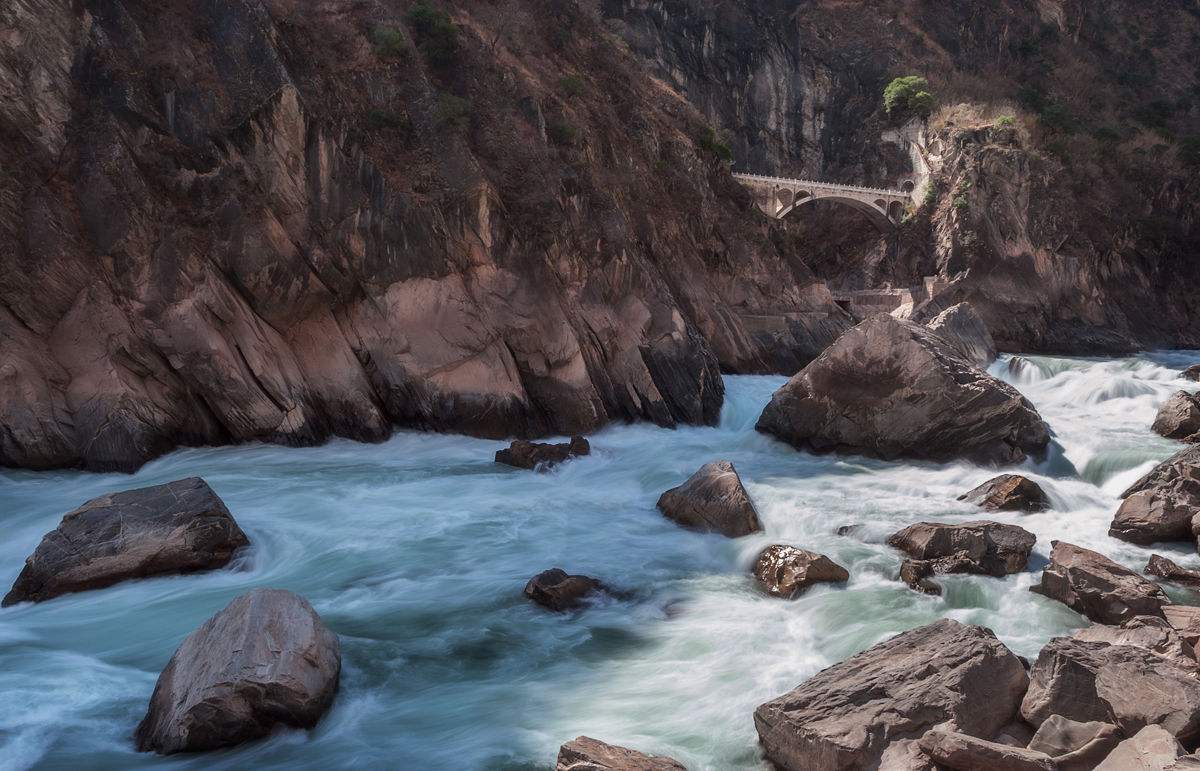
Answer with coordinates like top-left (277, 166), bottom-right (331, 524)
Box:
top-left (1028, 716), bottom-right (1121, 771)
top-left (1111, 446), bottom-right (1200, 545)
top-left (923, 301), bottom-right (997, 367)
top-left (958, 474), bottom-right (1050, 512)
top-left (656, 461), bottom-right (762, 538)
top-left (1153, 391), bottom-right (1200, 442)
top-left (752, 545), bottom-right (848, 599)
top-left (1030, 541), bottom-right (1169, 624)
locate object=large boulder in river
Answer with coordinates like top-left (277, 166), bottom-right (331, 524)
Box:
top-left (1030, 541), bottom-right (1169, 624)
top-left (135, 588), bottom-right (340, 754)
top-left (524, 568), bottom-right (606, 612)
top-left (1147, 554), bottom-right (1200, 588)
top-left (1153, 391), bottom-right (1200, 442)
top-left (755, 315), bottom-right (1050, 465)
top-left (496, 436), bottom-right (590, 470)
top-left (958, 474), bottom-right (1050, 512)
top-left (3, 477), bottom-right (248, 607)
top-left (752, 545), bottom-right (849, 599)
top-left (555, 736), bottom-right (685, 770)
top-left (1110, 446), bottom-right (1200, 545)
top-left (656, 461), bottom-right (762, 537)
top-left (754, 618), bottom-right (1028, 770)
top-left (888, 521), bottom-right (1036, 577)
top-left (924, 302), bottom-right (998, 367)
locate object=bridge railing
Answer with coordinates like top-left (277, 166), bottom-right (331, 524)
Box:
top-left (732, 172), bottom-right (908, 198)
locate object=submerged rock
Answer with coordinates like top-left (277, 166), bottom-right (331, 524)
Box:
top-left (3, 477), bottom-right (248, 607)
top-left (754, 618), bottom-right (1028, 770)
top-left (1028, 716), bottom-right (1121, 771)
top-left (888, 520), bottom-right (1036, 578)
top-left (924, 301), bottom-right (998, 367)
top-left (1030, 540), bottom-right (1169, 625)
top-left (135, 588), bottom-right (340, 754)
top-left (1153, 391), bottom-right (1200, 442)
top-left (1111, 446), bottom-right (1200, 545)
top-left (755, 315), bottom-right (1050, 465)
top-left (656, 461), bottom-right (762, 538)
top-left (496, 436), bottom-right (590, 470)
top-left (918, 729), bottom-right (1055, 771)
top-left (555, 736), bottom-right (686, 770)
top-left (524, 568), bottom-right (605, 612)
top-left (1147, 554), bottom-right (1200, 588)
top-left (752, 545), bottom-right (848, 599)
top-left (958, 474), bottom-right (1050, 512)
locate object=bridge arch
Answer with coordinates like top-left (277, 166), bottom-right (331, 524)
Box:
top-left (777, 194), bottom-right (894, 230)
top-left (733, 172), bottom-right (911, 229)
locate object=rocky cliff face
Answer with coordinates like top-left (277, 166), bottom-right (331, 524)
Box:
top-left (0, 0), bottom-right (849, 471)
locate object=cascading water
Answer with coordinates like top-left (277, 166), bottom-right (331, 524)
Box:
top-left (1, 352), bottom-right (1198, 770)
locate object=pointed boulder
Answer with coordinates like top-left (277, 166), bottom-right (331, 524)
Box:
top-left (656, 461), bottom-right (762, 538)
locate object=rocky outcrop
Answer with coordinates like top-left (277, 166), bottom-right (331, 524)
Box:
top-left (555, 736), bottom-right (685, 771)
top-left (1028, 717), bottom-right (1121, 771)
top-left (3, 477), bottom-right (248, 606)
top-left (752, 545), bottom-right (848, 599)
top-left (135, 588), bottom-right (340, 754)
top-left (924, 302), bottom-right (997, 367)
top-left (1095, 725), bottom-right (1186, 771)
top-left (888, 521), bottom-right (1036, 578)
top-left (656, 461), bottom-right (762, 538)
top-left (1154, 392), bottom-right (1200, 442)
top-left (754, 619), bottom-right (1028, 770)
top-left (496, 436), bottom-right (589, 470)
top-left (958, 475), bottom-right (1050, 512)
top-left (524, 569), bottom-right (606, 612)
top-left (1111, 446), bottom-right (1200, 545)
top-left (917, 729), bottom-right (1055, 771)
top-left (1030, 541), bottom-right (1169, 625)
top-left (1147, 554), bottom-right (1200, 588)
top-left (755, 315), bottom-right (1050, 465)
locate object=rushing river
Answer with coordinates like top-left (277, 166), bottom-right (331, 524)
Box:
top-left (2, 352), bottom-right (1199, 770)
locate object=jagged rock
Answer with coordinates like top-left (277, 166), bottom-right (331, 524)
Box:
top-left (496, 436), bottom-right (590, 470)
top-left (1153, 391), bottom-right (1200, 442)
top-left (878, 739), bottom-right (937, 771)
top-left (917, 729), bottom-right (1055, 771)
top-left (755, 315), bottom-right (1050, 465)
top-left (752, 545), bottom-right (849, 598)
top-left (754, 619), bottom-right (1028, 770)
top-left (1111, 446), bottom-right (1200, 545)
top-left (1164, 605), bottom-right (1200, 649)
top-left (1147, 554), bottom-right (1200, 588)
top-left (1072, 616), bottom-right (1197, 673)
top-left (1028, 716), bottom-right (1121, 771)
top-left (924, 302), bottom-right (998, 367)
top-left (898, 558), bottom-right (953, 595)
top-left (656, 461), bottom-right (762, 538)
top-left (1095, 725), bottom-right (1184, 770)
top-left (555, 736), bottom-right (686, 770)
top-left (958, 474), bottom-right (1050, 512)
top-left (135, 588), bottom-right (340, 754)
top-left (524, 568), bottom-right (605, 612)
top-left (1184, 365), bottom-right (1200, 382)
top-left (888, 521), bottom-right (1036, 578)
top-left (1030, 540), bottom-right (1169, 624)
top-left (1020, 637), bottom-right (1118, 726)
top-left (3, 477), bottom-right (248, 607)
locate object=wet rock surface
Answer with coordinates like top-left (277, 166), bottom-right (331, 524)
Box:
top-left (524, 569), bottom-right (606, 612)
top-left (752, 545), bottom-right (849, 599)
top-left (1111, 446), bottom-right (1200, 545)
top-left (3, 477), bottom-right (248, 606)
top-left (888, 521), bottom-right (1036, 578)
top-left (1147, 554), bottom-right (1200, 588)
top-left (958, 474), bottom-right (1050, 512)
top-left (555, 736), bottom-right (686, 770)
top-left (135, 588), bottom-right (340, 754)
top-left (1030, 541), bottom-right (1169, 625)
top-left (656, 461), bottom-right (762, 538)
top-left (755, 315), bottom-right (1050, 465)
top-left (496, 436), bottom-right (590, 470)
top-left (754, 619), bottom-right (1028, 770)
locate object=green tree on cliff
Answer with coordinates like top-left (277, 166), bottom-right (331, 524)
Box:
top-left (884, 76), bottom-right (935, 119)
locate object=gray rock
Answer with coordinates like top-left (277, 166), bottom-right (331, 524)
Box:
top-left (135, 588), bottom-right (340, 754)
top-left (924, 302), bottom-right (998, 367)
top-left (754, 619), bottom-right (1028, 770)
top-left (754, 315), bottom-right (1050, 465)
top-left (917, 729), bottom-right (1055, 771)
top-left (1030, 540), bottom-right (1169, 624)
top-left (1112, 446), bottom-right (1200, 545)
top-left (1094, 725), bottom-right (1184, 770)
top-left (496, 436), bottom-right (590, 470)
top-left (1147, 554), bottom-right (1200, 588)
top-left (3, 477), bottom-right (248, 606)
top-left (656, 461), bottom-right (762, 538)
top-left (524, 568), bottom-right (605, 612)
top-left (752, 545), bottom-right (848, 599)
top-left (958, 474), bottom-right (1050, 512)
top-left (888, 520), bottom-right (1036, 578)
top-left (555, 736), bottom-right (686, 770)
top-left (1028, 716), bottom-right (1121, 771)
top-left (1153, 391), bottom-right (1200, 442)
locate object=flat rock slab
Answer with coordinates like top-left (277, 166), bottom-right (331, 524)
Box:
top-left (3, 477), bottom-right (248, 606)
top-left (918, 728), bottom-right (1055, 771)
top-left (754, 315), bottom-right (1050, 465)
top-left (958, 474), bottom-right (1050, 512)
top-left (1111, 446), bottom-right (1200, 545)
top-left (496, 436), bottom-right (590, 470)
top-left (753, 545), bottom-right (848, 599)
top-left (1072, 615), bottom-right (1198, 673)
top-left (556, 736), bottom-right (686, 770)
top-left (656, 461), bottom-right (762, 538)
top-left (1030, 540), bottom-right (1169, 625)
top-left (135, 588), bottom-right (340, 754)
top-left (754, 618), bottom-right (1028, 770)
top-left (524, 568), bottom-right (605, 612)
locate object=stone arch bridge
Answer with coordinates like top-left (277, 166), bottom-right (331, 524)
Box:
top-left (733, 173), bottom-right (913, 228)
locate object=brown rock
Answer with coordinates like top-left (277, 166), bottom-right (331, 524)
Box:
top-left (656, 461), bottom-right (762, 538)
top-left (924, 302), bottom-right (998, 367)
top-left (755, 315), bottom-right (1050, 465)
top-left (1072, 616), bottom-right (1198, 673)
top-left (754, 619), bottom-right (1028, 770)
top-left (1164, 605), bottom-right (1200, 649)
top-left (3, 477), bottom-right (248, 607)
top-left (888, 520), bottom-right (1036, 577)
top-left (1153, 391), bottom-right (1200, 442)
top-left (1111, 446), bottom-right (1200, 545)
top-left (135, 588), bottom-right (340, 754)
top-left (496, 436), bottom-right (590, 470)
top-left (1020, 637), bottom-right (1118, 726)
top-left (917, 729), bottom-right (1055, 771)
top-left (958, 474), bottom-right (1050, 512)
top-left (1028, 716), bottom-right (1121, 771)
top-left (555, 736), bottom-right (686, 770)
top-left (1184, 365), bottom-right (1200, 382)
top-left (752, 545), bottom-right (849, 599)
top-left (1030, 541), bottom-right (1169, 625)
top-left (1094, 725), bottom-right (1184, 770)
top-left (524, 568), bottom-right (605, 612)
top-left (1147, 554), bottom-right (1200, 588)
top-left (898, 558), bottom-right (951, 595)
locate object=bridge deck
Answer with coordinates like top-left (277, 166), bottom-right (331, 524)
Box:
top-left (732, 173), bottom-right (908, 199)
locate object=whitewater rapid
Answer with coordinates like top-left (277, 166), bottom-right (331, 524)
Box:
top-left (1, 352), bottom-right (1198, 769)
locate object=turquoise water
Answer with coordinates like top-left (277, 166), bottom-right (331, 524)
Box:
top-left (1, 353), bottom-right (1197, 770)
